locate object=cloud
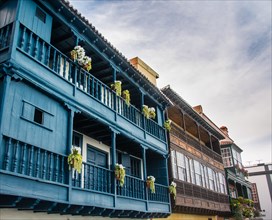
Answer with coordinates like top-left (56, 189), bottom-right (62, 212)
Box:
top-left (70, 0), bottom-right (272, 163)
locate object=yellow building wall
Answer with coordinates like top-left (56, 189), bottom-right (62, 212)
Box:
top-left (154, 213), bottom-right (225, 220)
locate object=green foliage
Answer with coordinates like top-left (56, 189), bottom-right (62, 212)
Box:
top-left (147, 176), bottom-right (156, 193)
top-left (164, 119), bottom-right (172, 131)
top-left (169, 183), bottom-right (177, 200)
top-left (68, 148), bottom-right (82, 173)
top-left (231, 197), bottom-right (255, 220)
top-left (111, 81), bottom-right (122, 96)
top-left (115, 163), bottom-right (126, 187)
top-left (142, 105), bottom-right (150, 119)
top-left (122, 90), bottom-right (130, 106)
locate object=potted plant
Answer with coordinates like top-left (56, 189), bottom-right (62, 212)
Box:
top-left (70, 45), bottom-right (92, 72)
top-left (122, 90), bottom-right (130, 106)
top-left (70, 45), bottom-right (85, 61)
top-left (169, 181), bottom-right (177, 200)
top-left (142, 105), bottom-right (149, 119)
top-left (164, 119), bottom-right (172, 131)
top-left (115, 163), bottom-right (125, 187)
top-left (146, 175), bottom-right (155, 193)
top-left (68, 147), bottom-right (82, 173)
top-left (149, 107), bottom-right (156, 119)
top-left (82, 56), bottom-right (92, 72)
top-left (111, 81), bottom-right (122, 96)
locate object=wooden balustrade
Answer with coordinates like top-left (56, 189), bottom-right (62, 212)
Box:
top-left (72, 162), bottom-right (112, 194)
top-left (117, 175), bottom-right (145, 200)
top-left (1, 135), bottom-right (67, 184)
top-left (16, 23), bottom-right (166, 142)
top-left (0, 23), bottom-right (12, 50)
top-left (148, 183), bottom-right (169, 203)
top-left (1, 135), bottom-right (170, 203)
top-left (177, 181), bottom-right (229, 204)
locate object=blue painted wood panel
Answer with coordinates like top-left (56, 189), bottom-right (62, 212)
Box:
top-left (71, 188), bottom-right (114, 207)
top-left (0, 172), bottom-right (68, 201)
top-left (18, 0), bottom-right (52, 42)
top-left (2, 81), bottom-right (68, 154)
top-left (0, 0), bottom-right (17, 28)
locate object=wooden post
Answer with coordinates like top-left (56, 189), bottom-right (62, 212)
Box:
top-left (110, 127), bottom-right (119, 207)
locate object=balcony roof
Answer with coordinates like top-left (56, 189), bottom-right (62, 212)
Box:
top-left (42, 0), bottom-right (171, 108)
top-left (161, 85), bottom-right (225, 139)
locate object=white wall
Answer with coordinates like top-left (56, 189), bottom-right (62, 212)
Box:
top-left (247, 165), bottom-right (272, 220)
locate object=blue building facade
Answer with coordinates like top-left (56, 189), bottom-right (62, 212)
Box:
top-left (0, 0), bottom-right (171, 218)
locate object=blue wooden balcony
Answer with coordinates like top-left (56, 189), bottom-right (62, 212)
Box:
top-left (0, 135), bottom-right (170, 217)
top-left (1, 22), bottom-right (167, 152)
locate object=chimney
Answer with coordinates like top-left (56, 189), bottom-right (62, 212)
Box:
top-left (220, 126), bottom-right (229, 136)
top-left (129, 57), bottom-right (159, 86)
top-left (193, 105), bottom-right (203, 114)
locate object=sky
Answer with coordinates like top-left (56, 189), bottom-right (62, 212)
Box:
top-left (69, 0), bottom-right (272, 165)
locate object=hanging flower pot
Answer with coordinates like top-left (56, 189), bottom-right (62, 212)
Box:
top-left (70, 45), bottom-right (85, 61)
top-left (67, 148), bottom-right (82, 173)
top-left (111, 81), bottom-right (122, 96)
top-left (146, 176), bottom-right (155, 193)
top-left (122, 90), bottom-right (130, 106)
top-left (164, 119), bottom-right (172, 131)
top-left (149, 107), bottom-right (156, 119)
top-left (115, 163), bottom-right (125, 187)
top-left (169, 181), bottom-right (177, 200)
top-left (142, 105), bottom-right (149, 119)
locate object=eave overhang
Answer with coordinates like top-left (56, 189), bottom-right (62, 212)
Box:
top-left (162, 85), bottom-right (225, 140)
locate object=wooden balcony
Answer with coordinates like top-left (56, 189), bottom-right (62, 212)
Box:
top-left (173, 181), bottom-right (231, 215)
top-left (0, 135), bottom-right (170, 217)
top-left (0, 22), bottom-right (167, 151)
top-left (171, 123), bottom-right (223, 163)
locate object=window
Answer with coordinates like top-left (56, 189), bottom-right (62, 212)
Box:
top-left (207, 167), bottom-right (215, 191)
top-left (204, 166), bottom-right (209, 189)
top-left (232, 148), bottom-right (242, 168)
top-left (219, 172), bottom-right (227, 194)
top-left (185, 156), bottom-right (191, 183)
top-left (201, 164), bottom-right (207, 188)
top-left (117, 152), bottom-right (142, 178)
top-left (87, 145), bottom-right (108, 168)
top-left (35, 7), bottom-right (46, 23)
top-left (176, 152), bottom-right (186, 181)
top-left (221, 148), bottom-right (233, 167)
top-left (190, 159), bottom-right (195, 184)
top-left (21, 100), bottom-right (53, 131)
top-left (34, 108), bottom-right (43, 124)
top-left (130, 156), bottom-right (141, 178)
top-left (171, 150), bottom-right (178, 179)
top-left (194, 160), bottom-right (202, 186)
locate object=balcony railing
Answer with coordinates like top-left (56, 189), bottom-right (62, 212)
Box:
top-left (117, 175), bottom-right (145, 200)
top-left (177, 181), bottom-right (229, 204)
top-left (73, 162), bottom-right (112, 194)
top-left (0, 23), bottom-right (12, 51)
top-left (1, 135), bottom-right (68, 184)
top-left (148, 183), bottom-right (169, 203)
top-left (16, 22), bottom-right (165, 142)
top-left (171, 123), bottom-right (223, 163)
top-left (1, 135), bottom-right (169, 205)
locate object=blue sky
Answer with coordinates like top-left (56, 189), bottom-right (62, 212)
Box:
top-left (70, 0), bottom-right (271, 165)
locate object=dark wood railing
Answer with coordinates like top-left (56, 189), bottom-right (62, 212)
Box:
top-left (16, 23), bottom-right (166, 142)
top-left (171, 123), bottom-right (223, 163)
top-left (177, 181), bottom-right (229, 204)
